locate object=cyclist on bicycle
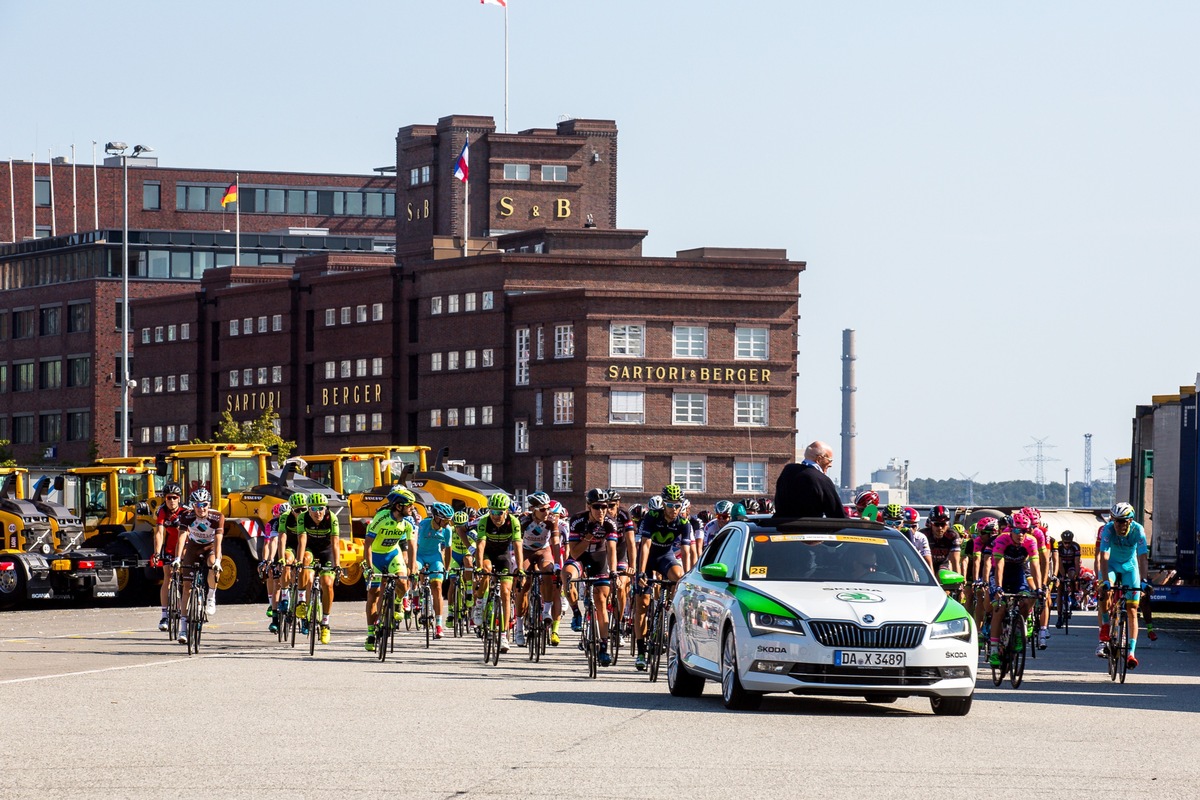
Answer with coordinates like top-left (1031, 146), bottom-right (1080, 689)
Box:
top-left (563, 488), bottom-right (619, 665)
top-left (607, 489), bottom-right (637, 650)
top-left (986, 510), bottom-right (1042, 667)
top-left (445, 511), bottom-right (477, 629)
top-left (514, 492), bottom-right (560, 648)
top-left (473, 493), bottom-right (524, 654)
top-left (968, 517), bottom-right (999, 636)
top-left (633, 484), bottom-right (691, 671)
top-left (702, 500), bottom-right (735, 557)
top-left (1055, 530), bottom-right (1082, 627)
top-left (292, 493), bottom-right (340, 645)
top-left (1020, 507), bottom-right (1053, 649)
top-left (260, 501), bottom-right (289, 633)
top-left (364, 487), bottom-right (417, 651)
top-left (152, 482), bottom-right (185, 632)
top-left (1096, 502), bottom-right (1149, 668)
top-left (415, 501), bottom-right (454, 639)
top-left (174, 488), bottom-right (225, 645)
top-left (881, 504), bottom-right (933, 570)
top-left (923, 505), bottom-right (961, 574)
top-left (546, 500), bottom-right (569, 644)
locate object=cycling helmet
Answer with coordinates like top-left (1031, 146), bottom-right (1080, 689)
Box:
top-left (929, 505), bottom-right (950, 523)
top-left (662, 484), bottom-right (684, 503)
top-left (759, 498), bottom-right (775, 514)
top-left (628, 503), bottom-right (646, 521)
top-left (714, 500), bottom-right (735, 516)
top-left (547, 500), bottom-right (565, 515)
top-left (742, 497), bottom-right (761, 514)
top-left (952, 523), bottom-right (966, 535)
top-left (844, 504), bottom-right (859, 518)
top-left (1021, 506), bottom-right (1042, 526)
top-left (527, 492), bottom-right (551, 510)
top-left (487, 493), bottom-right (511, 512)
top-left (1111, 502), bottom-right (1135, 521)
top-left (882, 503), bottom-right (903, 521)
top-left (647, 496), bottom-right (665, 512)
top-left (271, 502), bottom-right (290, 519)
top-left (1062, 530), bottom-right (1074, 542)
top-left (903, 507), bottom-right (920, 525)
top-left (1010, 510), bottom-right (1032, 532)
top-left (854, 490), bottom-right (880, 510)
top-left (697, 510), bottom-right (711, 524)
top-left (163, 482), bottom-right (183, 498)
top-left (189, 488), bottom-right (211, 506)
top-left (731, 502), bottom-right (748, 521)
top-left (308, 493), bottom-right (328, 508)
top-left (387, 487), bottom-right (416, 507)
top-left (430, 502), bottom-right (454, 519)
top-left (606, 489), bottom-right (622, 503)
top-left (451, 511), bottom-right (469, 526)
top-left (288, 492), bottom-right (308, 509)
top-left (976, 516), bottom-right (999, 534)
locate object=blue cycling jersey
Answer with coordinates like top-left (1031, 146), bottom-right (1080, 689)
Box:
top-left (1098, 521), bottom-right (1148, 570)
top-left (415, 518), bottom-right (451, 562)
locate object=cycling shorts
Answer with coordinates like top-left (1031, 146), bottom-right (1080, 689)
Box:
top-left (180, 540), bottom-right (215, 573)
top-left (482, 539), bottom-right (515, 574)
top-left (416, 558), bottom-right (446, 580)
top-left (368, 550), bottom-right (407, 587)
top-left (450, 551), bottom-right (469, 569)
top-left (524, 547), bottom-right (556, 574)
top-left (991, 574), bottom-right (1030, 599)
top-left (161, 528), bottom-right (182, 561)
top-left (1106, 568), bottom-right (1141, 604)
top-left (566, 550), bottom-right (609, 584)
top-left (647, 550), bottom-right (681, 580)
top-left (305, 535), bottom-right (334, 564)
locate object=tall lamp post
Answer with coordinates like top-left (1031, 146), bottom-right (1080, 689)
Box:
top-left (104, 141), bottom-right (153, 457)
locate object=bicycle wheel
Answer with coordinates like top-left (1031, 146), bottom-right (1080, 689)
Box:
top-left (649, 598), bottom-right (667, 683)
top-left (1009, 627), bottom-right (1026, 689)
top-left (1026, 612), bottom-right (1037, 660)
top-left (1116, 612), bottom-right (1129, 684)
top-left (404, 589), bottom-right (413, 631)
top-left (308, 592), bottom-right (319, 656)
top-left (377, 583), bottom-right (393, 663)
top-left (608, 604), bottom-right (622, 668)
top-left (167, 574), bottom-right (181, 640)
top-left (423, 586), bottom-right (433, 648)
top-left (586, 606), bottom-right (599, 679)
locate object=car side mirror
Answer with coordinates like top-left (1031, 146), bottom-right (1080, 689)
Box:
top-left (700, 563), bottom-right (730, 581)
top-left (938, 568), bottom-right (965, 586)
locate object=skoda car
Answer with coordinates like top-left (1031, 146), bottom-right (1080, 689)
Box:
top-left (666, 517), bottom-right (976, 714)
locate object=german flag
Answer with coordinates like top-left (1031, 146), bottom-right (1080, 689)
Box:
top-left (220, 183), bottom-right (238, 208)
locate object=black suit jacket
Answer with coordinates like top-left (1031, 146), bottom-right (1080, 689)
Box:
top-left (773, 463), bottom-right (847, 519)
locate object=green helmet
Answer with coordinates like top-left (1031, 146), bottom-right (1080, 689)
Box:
top-left (882, 503), bottom-right (903, 521)
top-left (308, 493), bottom-right (328, 508)
top-left (487, 493), bottom-right (511, 512)
top-left (451, 511), bottom-right (469, 526)
top-left (662, 484), bottom-right (684, 502)
top-left (288, 492), bottom-right (308, 509)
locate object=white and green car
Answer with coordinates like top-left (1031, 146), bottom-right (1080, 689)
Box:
top-left (667, 517), bottom-right (977, 714)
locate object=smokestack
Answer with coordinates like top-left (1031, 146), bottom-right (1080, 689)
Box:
top-left (841, 328), bottom-right (856, 493)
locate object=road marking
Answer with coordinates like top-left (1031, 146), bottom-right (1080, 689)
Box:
top-left (0, 658), bottom-right (184, 685)
top-left (1, 627), bottom-right (154, 643)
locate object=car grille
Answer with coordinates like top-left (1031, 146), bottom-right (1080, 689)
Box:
top-left (788, 663), bottom-right (942, 686)
top-left (807, 621), bottom-right (926, 649)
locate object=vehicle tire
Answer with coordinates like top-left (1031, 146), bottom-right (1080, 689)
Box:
top-left (0, 558), bottom-right (26, 611)
top-left (215, 539), bottom-right (261, 605)
top-left (667, 619), bottom-right (705, 698)
top-left (721, 627), bottom-right (762, 710)
top-left (930, 693), bottom-right (973, 716)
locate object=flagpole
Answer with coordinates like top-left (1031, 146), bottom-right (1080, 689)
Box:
top-left (235, 172), bottom-right (240, 266)
top-left (504, 1), bottom-right (509, 133)
top-left (463, 154), bottom-right (469, 258)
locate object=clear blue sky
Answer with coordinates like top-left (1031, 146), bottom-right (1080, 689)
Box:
top-left (3, 1), bottom-right (1197, 484)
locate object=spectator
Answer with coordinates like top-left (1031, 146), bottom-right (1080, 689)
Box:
top-left (773, 441), bottom-right (847, 519)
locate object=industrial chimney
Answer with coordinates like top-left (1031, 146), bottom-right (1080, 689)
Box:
top-left (841, 329), bottom-right (856, 495)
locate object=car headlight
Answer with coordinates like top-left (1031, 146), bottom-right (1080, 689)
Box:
top-left (747, 611), bottom-right (805, 637)
top-left (929, 617), bottom-right (972, 641)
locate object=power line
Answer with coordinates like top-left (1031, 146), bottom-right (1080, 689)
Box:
top-left (959, 472), bottom-right (979, 505)
top-left (1020, 436), bottom-right (1060, 501)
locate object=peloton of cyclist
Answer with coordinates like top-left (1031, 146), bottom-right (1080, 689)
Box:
top-left (881, 504), bottom-right (933, 570)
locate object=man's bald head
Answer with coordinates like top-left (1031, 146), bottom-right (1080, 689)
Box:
top-left (804, 441), bottom-right (833, 461)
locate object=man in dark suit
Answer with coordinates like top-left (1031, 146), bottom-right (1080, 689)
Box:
top-left (773, 441), bottom-right (846, 518)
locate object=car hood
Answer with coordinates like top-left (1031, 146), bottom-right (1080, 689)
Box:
top-left (736, 580), bottom-right (946, 625)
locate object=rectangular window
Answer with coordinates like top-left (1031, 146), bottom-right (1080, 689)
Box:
top-left (447, 295), bottom-right (460, 314)
top-left (154, 326), bottom-right (164, 343)
top-left (356, 305), bottom-right (367, 323)
top-left (371, 357), bottom-right (383, 376)
top-left (181, 323), bottom-right (190, 340)
top-left (180, 374), bottom-right (189, 391)
top-left (482, 406), bottom-right (494, 425)
top-left (448, 352), bottom-right (459, 371)
top-left (409, 168), bottom-right (420, 186)
top-left (154, 376), bottom-right (164, 393)
top-left (40, 413), bottom-right (61, 443)
top-left (257, 316), bottom-right (267, 333)
top-left (67, 411), bottom-right (91, 442)
top-left (734, 461), bottom-right (768, 494)
top-left (370, 413), bottom-right (382, 431)
top-left (324, 416), bottom-right (336, 433)
top-left (421, 166), bottom-right (431, 184)
top-left (536, 327), bottom-right (545, 360)
top-left (153, 426), bottom-right (163, 444)
top-left (552, 458), bottom-right (573, 492)
top-left (180, 424), bottom-right (190, 441)
top-left (430, 297), bottom-right (443, 315)
top-left (325, 309), bottom-right (336, 326)
top-left (534, 460), bottom-right (544, 491)
top-left (515, 420), bottom-right (529, 452)
top-left (541, 165), bottom-right (568, 182)
top-left (39, 359), bottom-right (62, 390)
top-left (255, 367), bottom-right (266, 385)
top-left (141, 328), bottom-right (150, 345)
top-left (339, 360), bottom-right (351, 379)
top-left (673, 392), bottom-right (707, 425)
top-left (356, 358), bottom-right (367, 377)
top-left (355, 413), bottom-right (367, 432)
top-left (371, 303), bottom-right (383, 321)
top-left (609, 459), bottom-right (644, 491)
top-left (67, 303), bottom-right (90, 333)
top-left (13, 415), bottom-right (34, 444)
top-left (481, 292), bottom-right (494, 310)
top-left (13, 309), bottom-right (35, 339)
top-left (672, 460), bottom-right (705, 493)
top-left (430, 409), bottom-right (442, 428)
top-left (735, 327), bottom-right (769, 360)
top-left (610, 323), bottom-right (644, 357)
top-left (503, 163), bottom-right (530, 180)
top-left (167, 375), bottom-right (176, 392)
top-left (324, 361), bottom-right (336, 380)
top-left (430, 353), bottom-right (443, 372)
top-left (272, 315), bottom-right (282, 332)
top-left (609, 390), bottom-right (645, 424)
top-left (482, 349), bottom-right (494, 368)
top-left (229, 319), bottom-right (238, 337)
top-left (14, 363), bottom-right (34, 392)
top-left (464, 350), bottom-right (476, 369)
top-left (67, 356), bottom-right (90, 388)
top-left (515, 329), bottom-right (530, 386)
top-left (243, 318), bottom-right (252, 335)
top-left (734, 393), bottom-right (769, 427)
top-left (139, 427), bottom-right (150, 444)
top-left (673, 325), bottom-right (708, 358)
top-left (141, 377), bottom-right (150, 394)
top-left (339, 414), bottom-right (351, 433)
top-left (167, 324), bottom-right (177, 342)
top-left (535, 392), bottom-right (543, 425)
top-left (464, 407), bottom-right (476, 426)
top-left (243, 368), bottom-right (252, 385)
top-left (143, 181), bottom-right (161, 210)
top-left (166, 425), bottom-right (176, 443)
top-left (553, 391), bottom-right (574, 424)
top-left (554, 324), bottom-right (574, 358)
top-left (272, 366), bottom-right (282, 383)
top-left (480, 465), bottom-right (493, 482)
top-left (447, 408), bottom-right (459, 427)
top-left (339, 307), bottom-right (350, 325)
top-left (39, 307), bottom-right (61, 336)
top-left (464, 293), bottom-right (476, 312)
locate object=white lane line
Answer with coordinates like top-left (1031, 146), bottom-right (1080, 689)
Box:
top-left (1, 628), bottom-right (147, 643)
top-left (0, 644), bottom-right (285, 685)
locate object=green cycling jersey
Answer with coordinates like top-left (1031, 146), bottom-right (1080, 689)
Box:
top-left (366, 508), bottom-right (415, 554)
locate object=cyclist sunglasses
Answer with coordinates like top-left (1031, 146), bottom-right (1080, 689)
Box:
top-left (589, 503), bottom-right (607, 510)
top-left (664, 502), bottom-right (684, 509)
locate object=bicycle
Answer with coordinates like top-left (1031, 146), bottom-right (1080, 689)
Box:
top-left (164, 560), bottom-right (184, 642)
top-left (374, 571), bottom-right (403, 663)
top-left (301, 562), bottom-right (338, 657)
top-left (640, 576), bottom-right (676, 682)
top-left (448, 565), bottom-right (474, 638)
top-left (523, 567), bottom-right (556, 663)
top-left (413, 567), bottom-right (434, 648)
top-left (1055, 575), bottom-right (1073, 634)
top-left (991, 592), bottom-right (1029, 689)
top-left (280, 562), bottom-right (301, 647)
top-left (608, 574), bottom-right (635, 667)
top-left (475, 568), bottom-right (509, 666)
top-left (575, 576), bottom-right (609, 679)
top-left (183, 560), bottom-right (213, 656)
top-left (1106, 582), bottom-right (1138, 684)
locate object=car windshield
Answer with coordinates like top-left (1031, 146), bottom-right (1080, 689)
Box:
top-left (743, 531), bottom-right (935, 586)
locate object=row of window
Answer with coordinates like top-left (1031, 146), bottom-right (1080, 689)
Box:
top-left (609, 390), bottom-right (769, 426)
top-left (229, 316), bottom-right (284, 337)
top-left (140, 374), bottom-right (192, 394)
top-left (323, 304), bottom-right (385, 327)
top-left (606, 458), bottom-right (768, 495)
top-left (139, 424), bottom-right (192, 444)
top-left (229, 367), bottom-right (282, 388)
top-left (430, 349), bottom-right (495, 372)
top-left (429, 292), bottom-right (495, 315)
top-left (141, 323), bottom-right (192, 344)
top-left (1, 357), bottom-right (91, 392)
top-left (501, 164), bottom-right (568, 183)
top-left (428, 406), bottom-right (496, 428)
top-left (532, 458), bottom-right (575, 492)
top-left (323, 413), bottom-right (384, 434)
top-left (610, 323), bottom-right (769, 360)
top-left (1, 303), bottom-right (91, 340)
top-left (514, 325), bottom-right (575, 381)
top-left (0, 411), bottom-right (92, 444)
top-left (172, 184), bottom-right (395, 218)
top-left (323, 358), bottom-right (384, 380)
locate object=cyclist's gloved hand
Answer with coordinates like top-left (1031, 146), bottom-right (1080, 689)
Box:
top-left (171, 558), bottom-right (181, 568)
top-left (1101, 580), bottom-right (1111, 589)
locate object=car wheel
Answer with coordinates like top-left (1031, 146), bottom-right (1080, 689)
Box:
top-left (721, 627), bottom-right (762, 710)
top-left (930, 693), bottom-right (973, 716)
top-left (667, 618), bottom-right (705, 698)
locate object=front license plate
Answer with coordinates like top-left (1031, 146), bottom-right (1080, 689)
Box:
top-left (834, 650), bottom-right (905, 668)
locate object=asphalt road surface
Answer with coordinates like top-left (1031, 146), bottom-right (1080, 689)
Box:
top-left (3, 602), bottom-right (1200, 800)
